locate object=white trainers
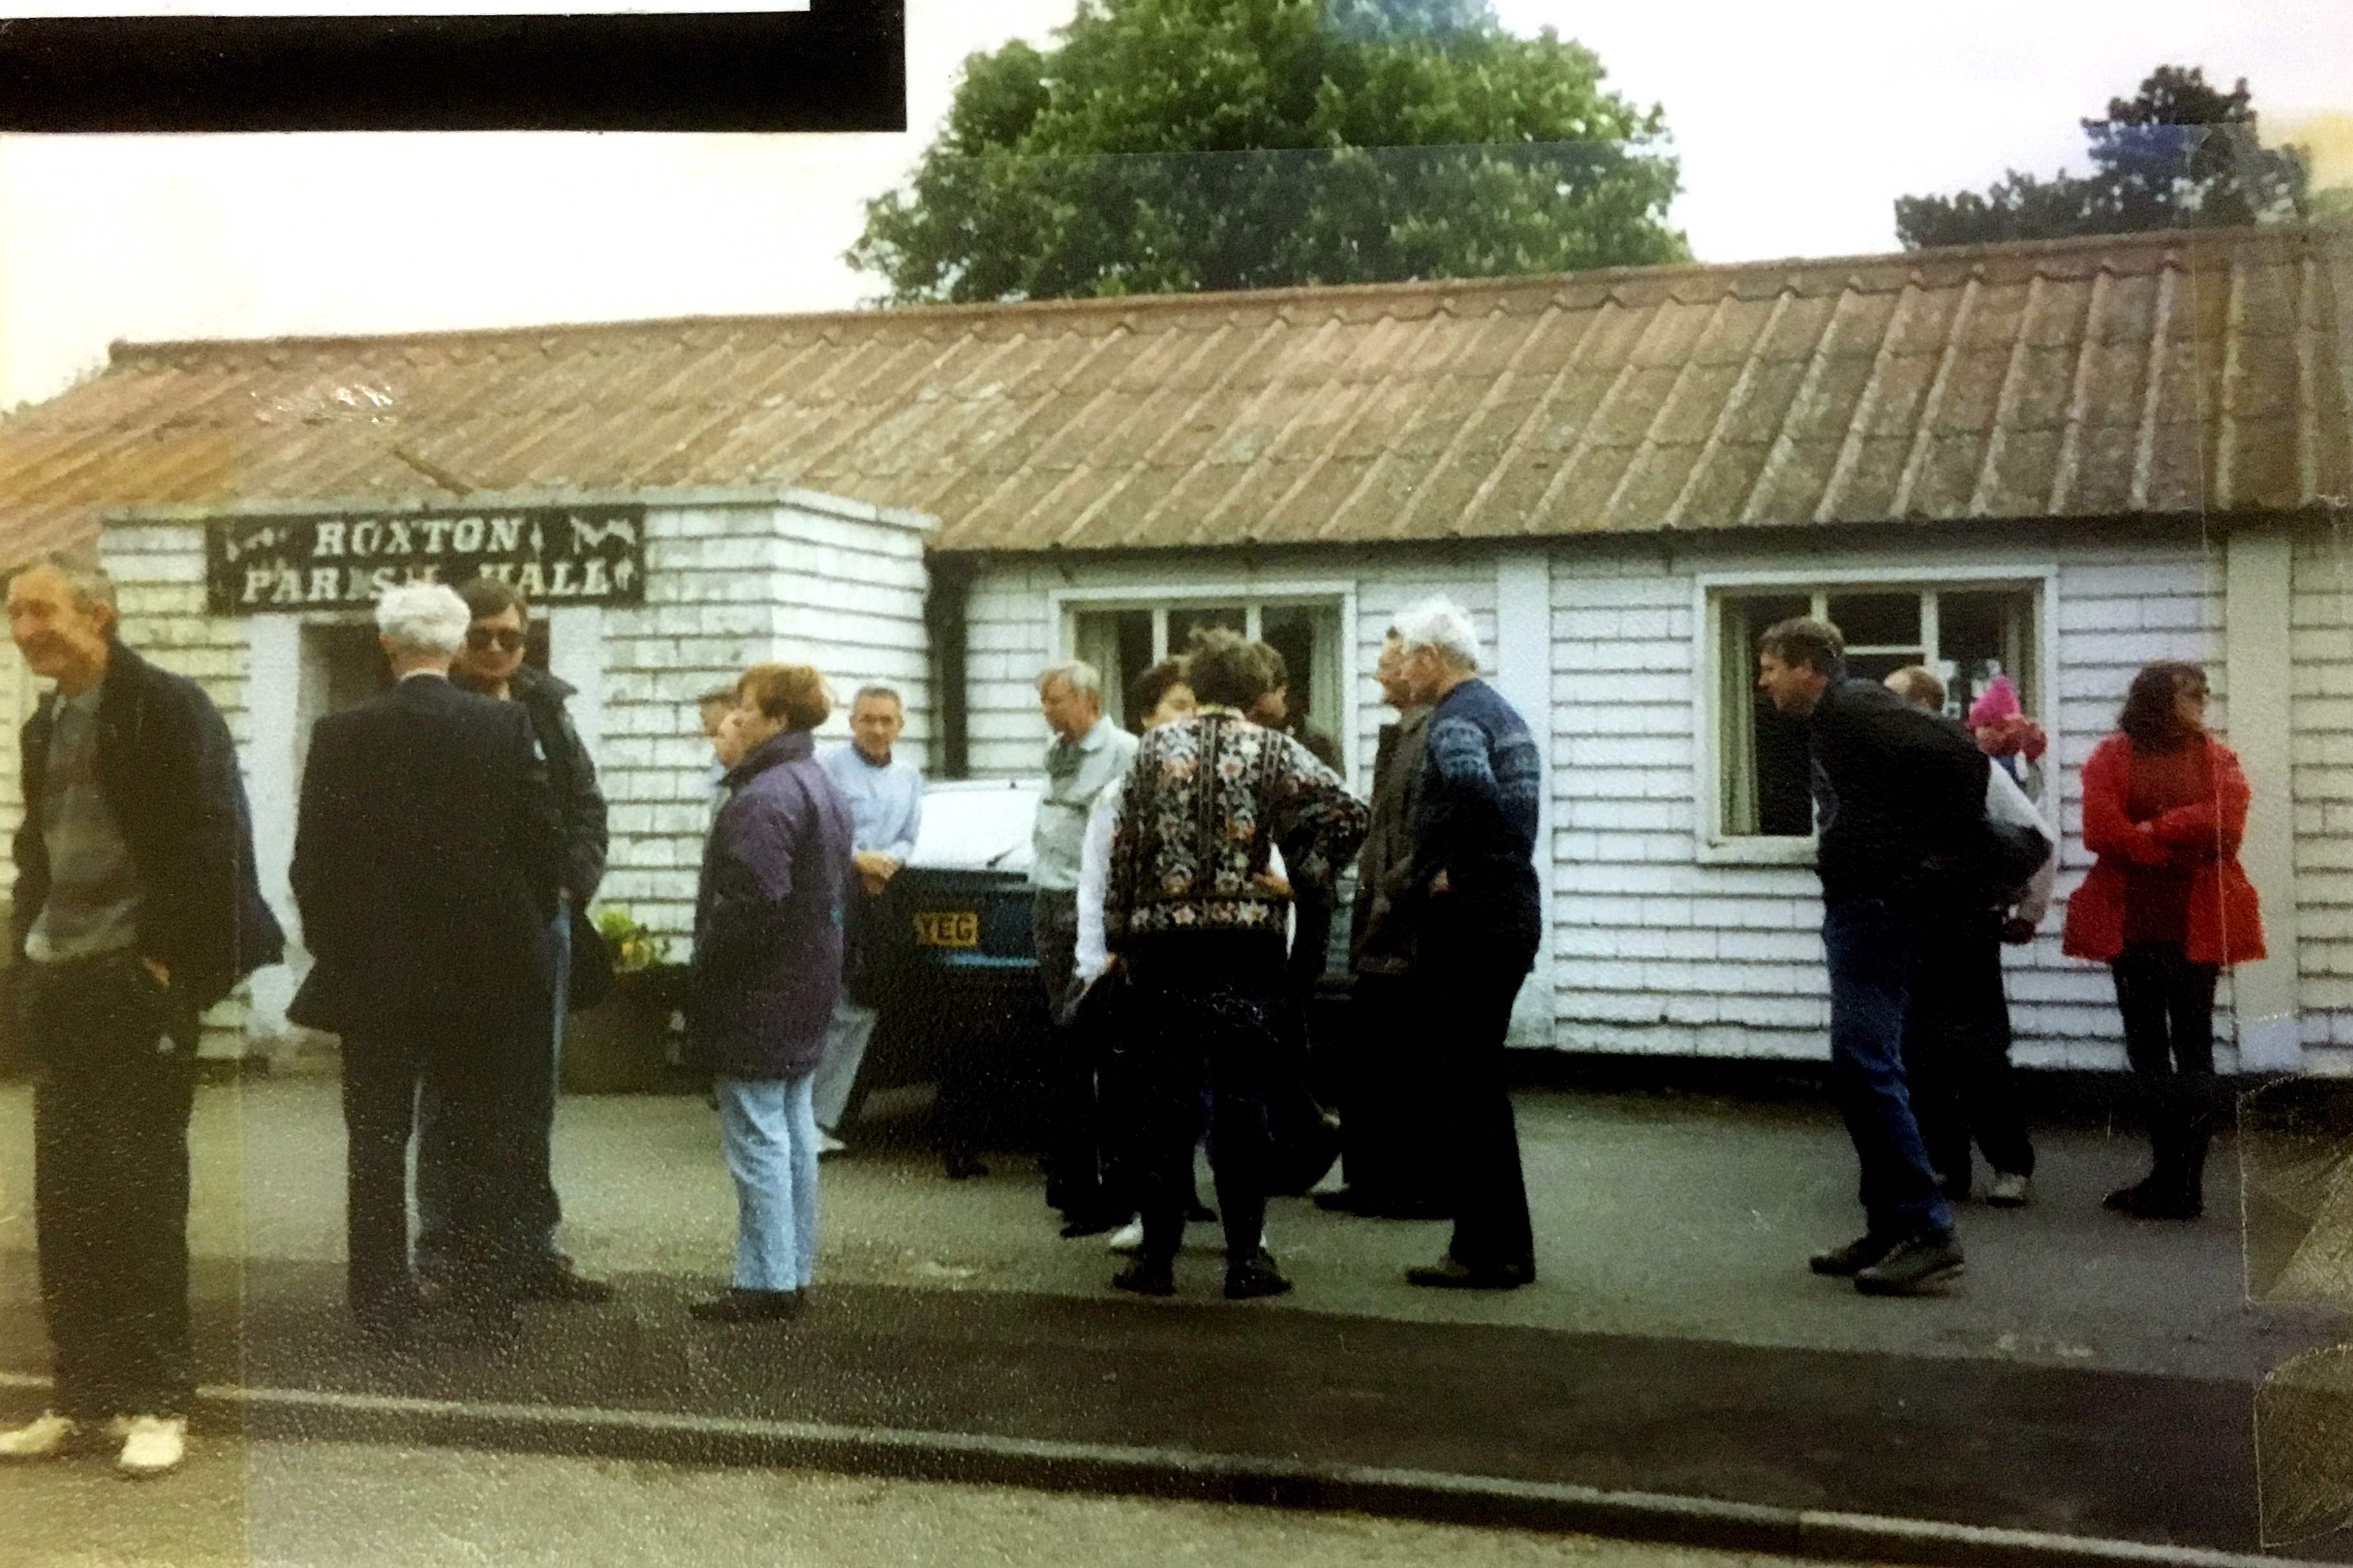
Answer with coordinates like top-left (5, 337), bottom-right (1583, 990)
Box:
top-left (115, 1415), bottom-right (185, 1478)
top-left (1986, 1171), bottom-right (2032, 1208)
top-left (817, 1131), bottom-right (849, 1158)
top-left (1105, 1220), bottom-right (1145, 1254)
top-left (0, 1412), bottom-right (78, 1460)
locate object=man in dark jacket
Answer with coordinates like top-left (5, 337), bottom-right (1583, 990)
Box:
top-left (291, 582), bottom-right (563, 1345)
top-left (410, 578), bottom-right (611, 1303)
top-left (1, 551), bottom-right (283, 1477)
top-left (1757, 617), bottom-right (1985, 1297)
top-left (1394, 598), bottom-right (1545, 1291)
top-left (1319, 627), bottom-right (1443, 1220)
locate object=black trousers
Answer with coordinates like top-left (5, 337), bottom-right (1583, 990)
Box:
top-left (2111, 942), bottom-right (2221, 1198)
top-left (342, 1007), bottom-right (538, 1326)
top-left (1125, 934), bottom-right (1286, 1266)
top-left (1903, 910), bottom-right (2034, 1190)
top-left (1425, 925), bottom-right (1538, 1272)
top-left (23, 953), bottom-right (198, 1420)
top-left (1034, 889), bottom-right (1102, 1215)
top-left (1338, 971), bottom-right (1443, 1210)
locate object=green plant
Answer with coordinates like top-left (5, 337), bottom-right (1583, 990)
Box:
top-left (593, 906), bottom-right (672, 974)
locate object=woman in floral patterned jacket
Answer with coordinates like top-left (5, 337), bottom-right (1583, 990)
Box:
top-left (1102, 629), bottom-right (1369, 1301)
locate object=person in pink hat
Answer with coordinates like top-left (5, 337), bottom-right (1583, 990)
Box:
top-left (1967, 675), bottom-right (2047, 786)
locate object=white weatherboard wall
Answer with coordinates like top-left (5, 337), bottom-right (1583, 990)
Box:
top-left (1549, 535), bottom-right (2238, 1071)
top-left (2294, 523), bottom-right (2353, 1058)
top-left (960, 527), bottom-right (2353, 1072)
top-left (93, 489), bottom-right (933, 1056)
top-left (594, 492), bottom-right (934, 946)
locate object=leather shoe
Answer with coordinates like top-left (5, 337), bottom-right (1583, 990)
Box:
top-left (1405, 1255), bottom-right (1532, 1290)
top-left (1368, 1199), bottom-right (1451, 1222)
top-left (688, 1288), bottom-right (804, 1322)
top-left (1111, 1259), bottom-right (1175, 1297)
top-left (1224, 1249), bottom-right (1293, 1301)
top-left (522, 1264), bottom-right (614, 1304)
top-left (1312, 1187), bottom-right (1370, 1214)
top-left (2104, 1181), bottom-right (2202, 1220)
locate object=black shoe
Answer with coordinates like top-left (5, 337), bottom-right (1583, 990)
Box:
top-left (1111, 1259), bottom-right (1175, 1296)
top-left (1808, 1233), bottom-right (1898, 1277)
top-left (521, 1263), bottom-right (614, 1304)
top-left (1853, 1230), bottom-right (1966, 1296)
top-left (1059, 1208), bottom-right (1127, 1239)
top-left (688, 1288), bottom-right (804, 1322)
top-left (1405, 1255), bottom-right (1533, 1290)
top-left (1224, 1249), bottom-right (1293, 1301)
top-left (1312, 1188), bottom-right (1370, 1214)
top-left (2104, 1181), bottom-right (2202, 1220)
top-left (1186, 1197), bottom-right (1218, 1224)
top-left (1368, 1199), bottom-right (1451, 1222)
top-left (944, 1151), bottom-right (989, 1180)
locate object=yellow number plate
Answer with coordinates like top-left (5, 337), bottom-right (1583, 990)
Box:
top-left (912, 910), bottom-right (980, 948)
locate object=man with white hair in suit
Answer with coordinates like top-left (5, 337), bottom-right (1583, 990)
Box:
top-left (289, 581), bottom-right (563, 1348)
top-left (1390, 597), bottom-right (1546, 1291)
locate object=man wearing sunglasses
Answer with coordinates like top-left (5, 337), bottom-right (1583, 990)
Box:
top-left (410, 577), bottom-right (612, 1306)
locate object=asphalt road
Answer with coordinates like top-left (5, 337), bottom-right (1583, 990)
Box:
top-left (0, 1437), bottom-right (1859, 1568)
top-left (1, 1078), bottom-right (2347, 1561)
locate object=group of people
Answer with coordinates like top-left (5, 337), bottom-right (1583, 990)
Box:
top-left (1027, 602), bottom-right (1547, 1298)
top-left (1757, 620), bottom-right (2262, 1296)
top-left (0, 546), bottom-right (2268, 1476)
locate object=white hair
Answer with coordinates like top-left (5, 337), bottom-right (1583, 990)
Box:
top-left (1393, 597), bottom-right (1482, 673)
top-left (1036, 660), bottom-right (1103, 699)
top-left (374, 581), bottom-right (472, 656)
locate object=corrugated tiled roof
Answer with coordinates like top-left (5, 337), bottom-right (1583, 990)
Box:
top-left (1, 224), bottom-right (2347, 566)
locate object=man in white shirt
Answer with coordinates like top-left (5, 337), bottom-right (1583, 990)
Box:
top-left (813, 686), bottom-right (925, 1153)
top-left (1030, 661), bottom-right (1137, 1229)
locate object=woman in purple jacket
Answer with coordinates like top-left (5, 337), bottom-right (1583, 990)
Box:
top-left (687, 664), bottom-right (855, 1322)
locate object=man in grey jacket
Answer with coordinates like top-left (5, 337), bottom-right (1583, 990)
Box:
top-left (1031, 661), bottom-right (1136, 1222)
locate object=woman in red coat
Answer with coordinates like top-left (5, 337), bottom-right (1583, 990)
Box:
top-left (2062, 661), bottom-right (2264, 1219)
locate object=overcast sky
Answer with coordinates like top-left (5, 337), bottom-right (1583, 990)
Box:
top-left (0, 0), bottom-right (2345, 408)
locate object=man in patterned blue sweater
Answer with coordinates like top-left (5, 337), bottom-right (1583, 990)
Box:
top-left (1394, 598), bottom-right (1545, 1290)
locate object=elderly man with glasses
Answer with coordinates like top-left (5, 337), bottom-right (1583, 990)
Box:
top-left (406, 577), bottom-right (613, 1307)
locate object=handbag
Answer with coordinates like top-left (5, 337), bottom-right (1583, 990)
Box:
top-left (567, 901), bottom-right (615, 1012)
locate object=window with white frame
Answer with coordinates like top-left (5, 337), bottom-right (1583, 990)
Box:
top-left (1067, 598), bottom-right (1345, 745)
top-left (1715, 584), bottom-right (2040, 839)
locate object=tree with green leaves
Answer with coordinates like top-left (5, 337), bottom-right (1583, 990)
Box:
top-left (1895, 66), bottom-right (2311, 249)
top-left (849, 0), bottom-right (1686, 304)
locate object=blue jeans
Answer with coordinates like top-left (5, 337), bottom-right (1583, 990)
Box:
top-left (1822, 897), bottom-right (1951, 1240)
top-left (715, 1074), bottom-right (821, 1291)
top-left (415, 906), bottom-right (570, 1279)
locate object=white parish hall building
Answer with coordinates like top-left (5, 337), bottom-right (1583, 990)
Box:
top-left (0, 224), bottom-right (2346, 1075)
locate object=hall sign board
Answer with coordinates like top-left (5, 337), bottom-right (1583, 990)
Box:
top-left (206, 507), bottom-right (648, 614)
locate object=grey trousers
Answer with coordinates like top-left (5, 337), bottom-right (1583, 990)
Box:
top-left (811, 998), bottom-right (879, 1133)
